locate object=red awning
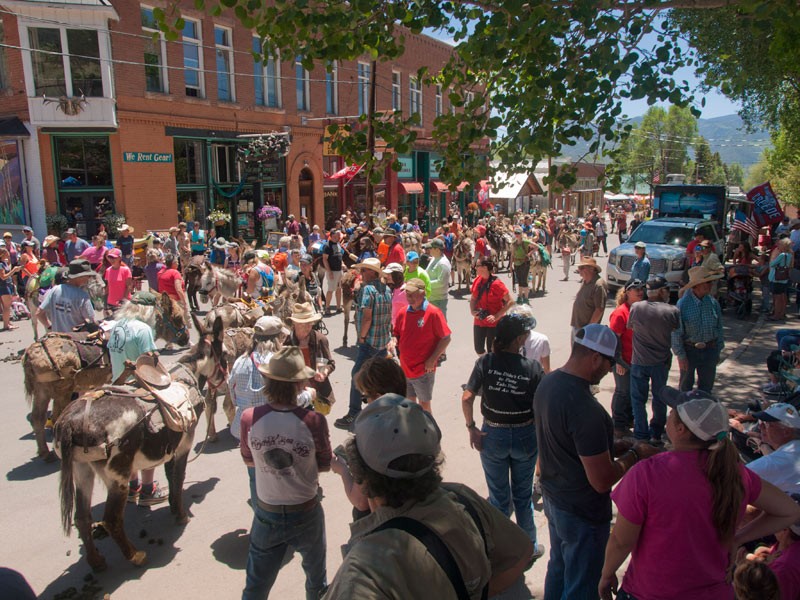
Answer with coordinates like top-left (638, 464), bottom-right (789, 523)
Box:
top-left (456, 181), bottom-right (470, 191)
top-left (399, 181), bottom-right (424, 195)
top-left (431, 180), bottom-right (448, 193)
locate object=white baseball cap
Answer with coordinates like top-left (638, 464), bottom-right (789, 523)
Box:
top-left (752, 402), bottom-right (800, 430)
top-left (573, 324), bottom-right (619, 362)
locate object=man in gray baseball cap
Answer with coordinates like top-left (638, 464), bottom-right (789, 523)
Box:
top-left (324, 394), bottom-right (533, 599)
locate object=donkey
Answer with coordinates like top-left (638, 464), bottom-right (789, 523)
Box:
top-left (530, 244), bottom-right (549, 294)
top-left (203, 301), bottom-right (264, 331)
top-left (54, 363), bottom-right (203, 571)
top-left (340, 269), bottom-right (361, 347)
top-left (183, 255), bottom-right (207, 312)
top-left (400, 231), bottom-right (423, 255)
top-left (197, 263), bottom-right (241, 306)
top-left (452, 236), bottom-right (475, 291)
top-left (23, 292), bottom-right (189, 459)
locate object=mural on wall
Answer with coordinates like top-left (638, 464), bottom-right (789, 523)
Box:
top-left (0, 140), bottom-right (25, 225)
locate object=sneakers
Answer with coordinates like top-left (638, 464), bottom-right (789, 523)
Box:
top-left (333, 414), bottom-right (357, 431)
top-left (138, 482), bottom-right (169, 506)
top-left (127, 483), bottom-right (141, 504)
top-left (762, 382), bottom-right (783, 394)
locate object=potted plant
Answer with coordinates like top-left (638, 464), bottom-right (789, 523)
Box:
top-left (45, 213), bottom-right (69, 236)
top-left (238, 133), bottom-right (291, 163)
top-left (208, 209), bottom-right (232, 227)
top-left (257, 204), bottom-right (282, 231)
top-left (103, 212), bottom-right (126, 238)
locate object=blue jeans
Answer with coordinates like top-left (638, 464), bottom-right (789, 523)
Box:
top-left (348, 342), bottom-right (387, 415)
top-left (679, 346), bottom-right (720, 393)
top-left (611, 368), bottom-right (632, 431)
top-left (243, 503), bottom-right (326, 600)
top-left (479, 423), bottom-right (538, 543)
top-left (777, 329), bottom-right (800, 352)
top-left (630, 362), bottom-right (670, 440)
top-left (543, 498), bottom-right (610, 600)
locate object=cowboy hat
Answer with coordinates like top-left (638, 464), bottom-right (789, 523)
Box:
top-left (43, 235), bottom-right (60, 248)
top-left (257, 346), bottom-right (316, 382)
top-left (681, 265), bottom-right (724, 292)
top-left (353, 257), bottom-right (383, 274)
top-left (290, 302), bottom-right (322, 324)
top-left (576, 257), bottom-right (602, 273)
top-left (120, 223), bottom-right (134, 233)
top-left (213, 237), bottom-right (228, 249)
top-left (66, 258), bottom-right (94, 279)
top-left (134, 355), bottom-right (171, 389)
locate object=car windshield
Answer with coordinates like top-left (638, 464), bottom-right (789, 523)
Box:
top-left (628, 223), bottom-right (694, 247)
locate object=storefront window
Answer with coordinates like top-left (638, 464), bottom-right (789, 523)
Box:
top-left (0, 140), bottom-right (26, 225)
top-left (174, 138), bottom-right (205, 185)
top-left (177, 190), bottom-right (206, 225)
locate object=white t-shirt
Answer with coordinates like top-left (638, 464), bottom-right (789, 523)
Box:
top-left (521, 331), bottom-right (550, 366)
top-left (746, 439), bottom-right (800, 495)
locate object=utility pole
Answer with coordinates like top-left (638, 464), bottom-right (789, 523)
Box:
top-left (365, 59), bottom-right (378, 226)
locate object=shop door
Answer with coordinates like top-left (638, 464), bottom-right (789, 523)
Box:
top-left (299, 168), bottom-right (314, 225)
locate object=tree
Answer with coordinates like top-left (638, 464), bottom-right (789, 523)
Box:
top-left (724, 163), bottom-right (744, 188)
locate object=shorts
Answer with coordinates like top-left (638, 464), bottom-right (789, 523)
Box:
top-left (513, 262), bottom-right (530, 287)
top-left (771, 281), bottom-right (788, 294)
top-left (326, 270), bottom-right (343, 290)
top-left (406, 371), bottom-right (435, 403)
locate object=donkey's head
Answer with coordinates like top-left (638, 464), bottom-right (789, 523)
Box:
top-left (180, 314), bottom-right (226, 382)
top-left (197, 263), bottom-right (218, 300)
top-left (156, 292), bottom-right (189, 346)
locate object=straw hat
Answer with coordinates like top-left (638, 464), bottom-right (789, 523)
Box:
top-left (576, 256), bottom-right (602, 273)
top-left (290, 302), bottom-right (322, 324)
top-left (681, 265), bottom-right (724, 292)
top-left (120, 223), bottom-right (134, 234)
top-left (43, 235), bottom-right (60, 248)
top-left (352, 257), bottom-right (383, 275)
top-left (257, 346), bottom-right (316, 382)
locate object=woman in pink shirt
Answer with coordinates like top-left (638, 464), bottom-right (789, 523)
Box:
top-left (80, 234), bottom-right (107, 272)
top-left (104, 247), bottom-right (132, 311)
top-left (599, 389), bottom-right (800, 600)
top-left (382, 263), bottom-right (408, 327)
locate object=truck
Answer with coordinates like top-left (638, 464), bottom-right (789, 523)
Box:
top-left (652, 181), bottom-right (728, 225)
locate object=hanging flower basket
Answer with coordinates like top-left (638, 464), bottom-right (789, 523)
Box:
top-left (257, 204), bottom-right (282, 222)
top-left (208, 209), bottom-right (231, 226)
top-left (238, 133), bottom-right (291, 164)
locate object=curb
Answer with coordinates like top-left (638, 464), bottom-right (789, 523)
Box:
top-left (717, 312), bottom-right (766, 374)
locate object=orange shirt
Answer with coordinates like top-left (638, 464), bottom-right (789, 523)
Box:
top-left (377, 240), bottom-right (390, 265)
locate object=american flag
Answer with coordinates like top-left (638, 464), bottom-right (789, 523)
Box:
top-left (732, 210), bottom-right (760, 239)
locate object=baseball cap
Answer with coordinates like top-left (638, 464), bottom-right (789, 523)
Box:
top-left (382, 262), bottom-right (404, 274)
top-left (514, 227), bottom-right (523, 234)
top-left (422, 238), bottom-right (444, 249)
top-left (495, 313), bottom-right (535, 343)
top-left (354, 394), bottom-right (442, 479)
top-left (625, 278), bottom-right (646, 291)
top-left (646, 275), bottom-right (668, 291)
top-left (661, 387), bottom-right (728, 442)
top-left (404, 278), bottom-right (426, 293)
top-left (573, 324), bottom-right (619, 363)
top-left (752, 402), bottom-right (800, 430)
top-left (299, 253), bottom-right (313, 265)
top-left (22, 226), bottom-right (33, 233)
top-left (107, 248), bottom-right (122, 258)
top-left (406, 251), bottom-right (420, 262)
top-left (253, 315), bottom-right (289, 337)
top-left (65, 228), bottom-right (76, 235)
top-left (634, 241), bottom-right (646, 249)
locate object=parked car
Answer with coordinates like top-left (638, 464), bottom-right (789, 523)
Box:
top-left (607, 217), bottom-right (724, 293)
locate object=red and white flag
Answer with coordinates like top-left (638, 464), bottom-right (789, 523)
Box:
top-left (652, 171), bottom-right (661, 184)
top-left (732, 210), bottom-right (760, 240)
top-left (328, 163), bottom-right (363, 180)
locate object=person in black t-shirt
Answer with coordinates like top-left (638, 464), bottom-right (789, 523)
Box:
top-left (323, 229), bottom-right (344, 313)
top-left (462, 314), bottom-right (545, 558)
top-left (533, 324), bottom-right (659, 600)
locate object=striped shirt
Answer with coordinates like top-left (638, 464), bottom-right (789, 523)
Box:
top-left (671, 291), bottom-right (724, 359)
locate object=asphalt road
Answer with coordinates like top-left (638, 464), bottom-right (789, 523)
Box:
top-left (0, 235), bottom-right (758, 599)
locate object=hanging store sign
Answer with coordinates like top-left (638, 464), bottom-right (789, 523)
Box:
top-left (397, 154), bottom-right (414, 179)
top-left (123, 151), bottom-right (173, 163)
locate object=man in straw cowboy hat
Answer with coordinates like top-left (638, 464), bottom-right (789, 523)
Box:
top-left (671, 265), bottom-right (724, 394)
top-left (570, 257), bottom-right (608, 343)
top-left (335, 257), bottom-right (393, 431)
top-left (117, 223), bottom-right (135, 267)
top-left (239, 346), bottom-right (332, 600)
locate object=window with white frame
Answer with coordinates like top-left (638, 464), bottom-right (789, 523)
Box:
top-left (212, 144), bottom-right (240, 183)
top-left (141, 6), bottom-right (167, 93)
top-left (28, 27), bottom-right (104, 97)
top-left (449, 87), bottom-right (456, 115)
top-left (409, 76), bottom-right (422, 118)
top-left (295, 55), bottom-right (309, 111)
top-left (325, 61), bottom-right (338, 115)
top-left (214, 26), bottom-right (233, 102)
top-left (392, 71), bottom-right (401, 111)
top-left (182, 19), bottom-right (203, 97)
top-left (465, 91), bottom-right (474, 110)
top-left (358, 62), bottom-right (370, 116)
top-left (435, 84), bottom-right (442, 117)
top-left (252, 37), bottom-right (280, 108)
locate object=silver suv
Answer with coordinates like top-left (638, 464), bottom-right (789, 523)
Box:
top-left (607, 218), bottom-right (723, 293)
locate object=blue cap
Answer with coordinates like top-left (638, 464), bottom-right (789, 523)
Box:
top-left (406, 251), bottom-right (419, 262)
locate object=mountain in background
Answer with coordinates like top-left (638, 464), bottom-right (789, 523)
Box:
top-left (560, 113), bottom-right (770, 169)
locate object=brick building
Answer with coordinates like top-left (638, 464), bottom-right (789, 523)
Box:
top-left (0, 0), bottom-right (480, 241)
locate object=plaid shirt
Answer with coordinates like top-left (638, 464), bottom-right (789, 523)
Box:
top-left (355, 279), bottom-right (393, 348)
top-left (671, 291), bottom-right (724, 359)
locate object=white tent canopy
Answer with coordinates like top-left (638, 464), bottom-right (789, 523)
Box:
top-left (490, 173), bottom-right (529, 199)
top-left (605, 193), bottom-right (631, 201)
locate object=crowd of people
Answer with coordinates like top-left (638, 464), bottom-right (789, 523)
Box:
top-left (10, 200), bottom-right (800, 600)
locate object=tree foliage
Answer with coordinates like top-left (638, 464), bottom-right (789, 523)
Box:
top-left (155, 0), bottom-right (703, 190)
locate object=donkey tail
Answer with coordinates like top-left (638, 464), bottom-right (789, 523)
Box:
top-left (22, 349), bottom-right (36, 405)
top-left (57, 422), bottom-right (75, 536)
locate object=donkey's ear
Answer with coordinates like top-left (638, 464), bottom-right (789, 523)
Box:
top-left (160, 291), bottom-right (171, 307)
top-left (192, 312), bottom-right (205, 335)
top-left (212, 316), bottom-right (224, 338)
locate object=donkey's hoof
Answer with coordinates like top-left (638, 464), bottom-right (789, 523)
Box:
top-left (43, 450), bottom-right (58, 463)
top-left (208, 434), bottom-right (218, 443)
top-left (175, 513), bottom-right (190, 526)
top-left (130, 550), bottom-right (147, 567)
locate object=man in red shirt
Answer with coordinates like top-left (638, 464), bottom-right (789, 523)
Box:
top-left (383, 230), bottom-right (406, 266)
top-left (392, 278), bottom-right (451, 413)
top-left (685, 230), bottom-right (705, 258)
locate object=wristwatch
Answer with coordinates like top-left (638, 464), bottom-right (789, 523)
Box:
top-left (466, 421), bottom-right (476, 429)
